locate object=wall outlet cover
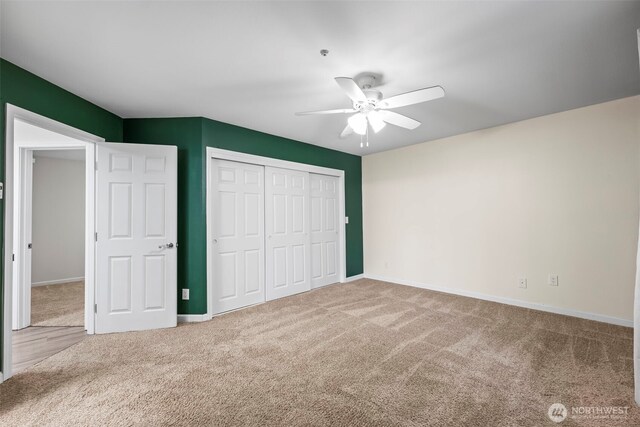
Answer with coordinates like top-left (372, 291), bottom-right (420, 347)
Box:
top-left (548, 274), bottom-right (559, 286)
top-left (518, 278), bottom-right (527, 289)
top-left (182, 288), bottom-right (190, 300)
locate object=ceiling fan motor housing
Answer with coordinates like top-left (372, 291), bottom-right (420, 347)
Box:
top-left (354, 89), bottom-right (383, 112)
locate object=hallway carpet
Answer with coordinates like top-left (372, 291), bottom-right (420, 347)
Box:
top-left (31, 281), bottom-right (84, 327)
top-left (0, 279), bottom-right (636, 426)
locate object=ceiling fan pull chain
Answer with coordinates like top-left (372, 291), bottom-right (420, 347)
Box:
top-left (366, 124), bottom-right (369, 147)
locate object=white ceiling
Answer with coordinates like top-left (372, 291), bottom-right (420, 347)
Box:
top-left (2, 1), bottom-right (639, 155)
top-left (15, 119), bottom-right (81, 146)
top-left (15, 120), bottom-right (86, 161)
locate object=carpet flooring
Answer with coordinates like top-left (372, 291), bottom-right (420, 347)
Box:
top-left (31, 281), bottom-right (84, 327)
top-left (0, 279), bottom-right (636, 426)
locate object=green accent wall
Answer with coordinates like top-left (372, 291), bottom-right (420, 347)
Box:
top-left (124, 117), bottom-right (364, 315)
top-left (0, 58), bottom-right (124, 370)
top-left (123, 118), bottom-right (207, 315)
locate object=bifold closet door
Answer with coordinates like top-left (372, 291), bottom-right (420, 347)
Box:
top-left (310, 174), bottom-right (340, 288)
top-left (265, 167), bottom-right (311, 301)
top-left (211, 159), bottom-right (265, 314)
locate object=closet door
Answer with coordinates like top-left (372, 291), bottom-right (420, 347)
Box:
top-left (310, 174), bottom-right (340, 288)
top-left (265, 167), bottom-right (311, 301)
top-left (211, 159), bottom-right (265, 314)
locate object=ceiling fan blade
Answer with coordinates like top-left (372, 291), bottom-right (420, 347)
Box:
top-left (378, 110), bottom-right (421, 130)
top-left (295, 108), bottom-right (356, 116)
top-left (379, 86), bottom-right (445, 109)
top-left (339, 124), bottom-right (353, 138)
top-left (335, 77), bottom-right (367, 103)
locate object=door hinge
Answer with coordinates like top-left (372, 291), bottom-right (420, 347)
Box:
top-left (95, 161), bottom-right (98, 171)
top-left (27, 243), bottom-right (32, 249)
top-left (95, 232), bottom-right (98, 242)
top-left (12, 253), bottom-right (15, 261)
top-left (94, 304), bottom-right (97, 314)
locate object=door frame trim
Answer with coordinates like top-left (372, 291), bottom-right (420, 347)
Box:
top-left (205, 147), bottom-right (347, 319)
top-left (2, 104), bottom-right (103, 382)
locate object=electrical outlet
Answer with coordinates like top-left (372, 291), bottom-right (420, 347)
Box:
top-left (518, 277), bottom-right (527, 289)
top-left (345, 216), bottom-right (349, 224)
top-left (548, 274), bottom-right (559, 286)
top-left (182, 288), bottom-right (190, 300)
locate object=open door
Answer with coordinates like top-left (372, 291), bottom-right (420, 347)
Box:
top-left (95, 142), bottom-right (177, 333)
top-left (12, 149), bottom-right (34, 330)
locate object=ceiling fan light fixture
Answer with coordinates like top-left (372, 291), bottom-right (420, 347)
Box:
top-left (295, 76), bottom-right (444, 144)
top-left (348, 113), bottom-right (368, 135)
top-left (368, 110), bottom-right (386, 133)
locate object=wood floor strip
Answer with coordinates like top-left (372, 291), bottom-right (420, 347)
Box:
top-left (12, 326), bottom-right (86, 374)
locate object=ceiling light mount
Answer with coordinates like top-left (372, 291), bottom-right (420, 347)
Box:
top-left (357, 75), bottom-right (377, 90)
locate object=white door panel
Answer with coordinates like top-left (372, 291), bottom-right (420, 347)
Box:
top-left (96, 142), bottom-right (177, 333)
top-left (265, 167), bottom-right (311, 300)
top-left (211, 160), bottom-right (265, 314)
top-left (15, 150), bottom-right (34, 330)
top-left (310, 174), bottom-right (340, 288)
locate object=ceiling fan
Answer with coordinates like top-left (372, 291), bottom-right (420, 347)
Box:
top-left (296, 75), bottom-right (444, 142)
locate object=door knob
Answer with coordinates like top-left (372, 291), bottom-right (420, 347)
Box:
top-left (158, 243), bottom-right (174, 249)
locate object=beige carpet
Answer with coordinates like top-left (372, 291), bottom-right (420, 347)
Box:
top-left (0, 279), bottom-right (637, 426)
top-left (31, 281), bottom-right (84, 327)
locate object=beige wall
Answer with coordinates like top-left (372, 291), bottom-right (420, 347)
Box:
top-left (363, 96), bottom-right (640, 323)
top-left (32, 155), bottom-right (85, 285)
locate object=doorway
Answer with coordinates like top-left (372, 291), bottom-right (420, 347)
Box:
top-left (2, 105), bottom-right (179, 383)
top-left (8, 121), bottom-right (96, 374)
top-left (18, 149), bottom-right (86, 330)
top-left (2, 105), bottom-right (101, 381)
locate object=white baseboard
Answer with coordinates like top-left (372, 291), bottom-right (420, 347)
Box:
top-left (342, 274), bottom-right (365, 283)
top-left (179, 278), bottom-right (365, 322)
top-left (32, 277), bottom-right (84, 287)
top-left (177, 314), bottom-right (212, 323)
top-left (365, 274), bottom-right (633, 328)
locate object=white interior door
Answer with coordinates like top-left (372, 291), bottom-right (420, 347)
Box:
top-left (265, 167), bottom-right (311, 300)
top-left (12, 149), bottom-right (34, 330)
top-left (211, 159), bottom-right (265, 314)
top-left (310, 174), bottom-right (340, 288)
top-left (96, 142), bottom-right (177, 333)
